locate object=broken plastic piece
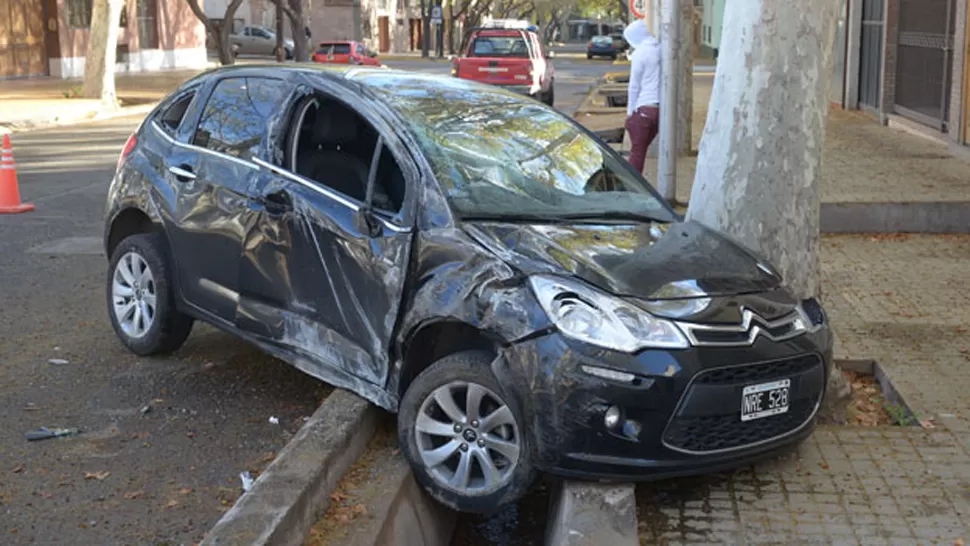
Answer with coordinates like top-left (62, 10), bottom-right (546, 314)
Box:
top-left (240, 471), bottom-right (254, 492)
top-left (48, 358), bottom-right (69, 366)
top-left (268, 416), bottom-right (280, 425)
top-left (25, 427), bottom-right (79, 441)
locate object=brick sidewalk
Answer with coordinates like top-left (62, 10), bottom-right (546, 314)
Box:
top-left (642, 81), bottom-right (970, 206)
top-left (637, 234), bottom-right (970, 544)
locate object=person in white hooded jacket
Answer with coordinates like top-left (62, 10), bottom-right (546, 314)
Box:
top-left (622, 20), bottom-right (661, 174)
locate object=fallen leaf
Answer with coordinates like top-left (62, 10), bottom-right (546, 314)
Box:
top-left (818, 462), bottom-right (830, 470)
top-left (165, 500), bottom-right (179, 509)
top-left (178, 487), bottom-right (193, 495)
top-left (391, 448), bottom-right (401, 456)
top-left (39, 491), bottom-right (54, 499)
top-left (920, 419), bottom-right (936, 429)
top-left (954, 539), bottom-right (964, 546)
top-left (351, 503), bottom-right (366, 516)
top-left (123, 490), bottom-right (144, 500)
top-left (84, 471), bottom-right (110, 481)
top-left (330, 491), bottom-right (347, 503)
top-left (11, 465), bottom-right (24, 474)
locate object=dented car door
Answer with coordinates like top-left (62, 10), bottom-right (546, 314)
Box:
top-left (237, 92), bottom-right (414, 395)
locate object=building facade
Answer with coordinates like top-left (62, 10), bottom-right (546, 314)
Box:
top-left (834, 0), bottom-right (970, 153)
top-left (1, 0), bottom-right (208, 80)
top-left (699, 0), bottom-right (723, 57)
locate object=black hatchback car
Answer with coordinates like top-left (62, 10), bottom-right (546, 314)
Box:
top-left (103, 64), bottom-right (832, 514)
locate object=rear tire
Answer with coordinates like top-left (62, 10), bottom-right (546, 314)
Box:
top-left (398, 350), bottom-right (537, 514)
top-left (106, 232), bottom-right (193, 356)
top-left (586, 53), bottom-right (592, 60)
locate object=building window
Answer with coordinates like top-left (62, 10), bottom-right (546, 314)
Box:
top-left (67, 0), bottom-right (93, 28)
top-left (137, 0), bottom-right (159, 49)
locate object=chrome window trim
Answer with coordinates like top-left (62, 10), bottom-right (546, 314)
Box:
top-left (251, 157), bottom-right (411, 234)
top-left (151, 120), bottom-right (259, 171)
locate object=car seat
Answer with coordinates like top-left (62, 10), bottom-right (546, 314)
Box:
top-left (297, 105), bottom-right (370, 202)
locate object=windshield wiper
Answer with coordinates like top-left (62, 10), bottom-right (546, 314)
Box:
top-left (555, 211), bottom-right (672, 223)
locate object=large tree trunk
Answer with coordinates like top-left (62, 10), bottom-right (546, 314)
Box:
top-left (685, 0), bottom-right (851, 413)
top-left (282, 0), bottom-right (310, 61)
top-left (82, 0), bottom-right (125, 107)
top-left (187, 0), bottom-right (244, 65)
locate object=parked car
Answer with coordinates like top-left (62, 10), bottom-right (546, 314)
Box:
top-left (230, 25), bottom-right (294, 59)
top-left (312, 41), bottom-right (382, 66)
top-left (610, 32), bottom-right (630, 53)
top-left (587, 35), bottom-right (620, 60)
top-left (104, 64), bottom-right (833, 515)
top-left (451, 19), bottom-right (555, 106)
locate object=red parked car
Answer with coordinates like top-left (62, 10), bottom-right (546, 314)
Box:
top-left (451, 20), bottom-right (556, 106)
top-left (312, 41), bottom-right (382, 66)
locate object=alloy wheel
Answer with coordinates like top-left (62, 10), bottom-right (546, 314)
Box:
top-left (414, 380), bottom-right (521, 496)
top-left (111, 251), bottom-right (157, 339)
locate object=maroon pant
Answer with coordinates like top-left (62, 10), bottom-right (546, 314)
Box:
top-left (624, 105), bottom-right (660, 175)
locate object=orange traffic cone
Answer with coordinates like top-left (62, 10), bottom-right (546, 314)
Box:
top-left (0, 134), bottom-right (33, 214)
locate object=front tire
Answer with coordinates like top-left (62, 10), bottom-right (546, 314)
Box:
top-left (106, 232), bottom-right (193, 356)
top-left (397, 351), bottom-right (536, 514)
top-left (544, 83), bottom-right (555, 106)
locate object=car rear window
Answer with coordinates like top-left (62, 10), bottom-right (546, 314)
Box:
top-left (317, 43), bottom-right (351, 55)
top-left (591, 36), bottom-right (613, 45)
top-left (470, 35), bottom-right (530, 57)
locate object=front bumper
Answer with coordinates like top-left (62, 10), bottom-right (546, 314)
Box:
top-left (493, 324), bottom-right (833, 481)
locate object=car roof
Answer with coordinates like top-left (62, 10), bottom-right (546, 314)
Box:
top-left (181, 64), bottom-right (517, 103)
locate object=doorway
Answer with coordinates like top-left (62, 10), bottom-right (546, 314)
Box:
top-left (378, 16), bottom-right (390, 53)
top-left (0, 0), bottom-right (48, 79)
top-left (893, 0), bottom-right (958, 130)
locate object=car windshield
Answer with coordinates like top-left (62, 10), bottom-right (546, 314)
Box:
top-left (354, 74), bottom-right (674, 222)
top-left (591, 36), bottom-right (612, 45)
top-left (470, 35), bottom-right (530, 57)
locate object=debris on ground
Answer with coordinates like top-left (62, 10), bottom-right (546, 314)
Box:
top-left (268, 416), bottom-right (280, 425)
top-left (84, 470), bottom-right (110, 481)
top-left (843, 370), bottom-right (898, 426)
top-left (140, 404), bottom-right (152, 414)
top-left (25, 427), bottom-right (80, 441)
top-left (240, 471), bottom-right (254, 492)
top-left (48, 358), bottom-right (69, 366)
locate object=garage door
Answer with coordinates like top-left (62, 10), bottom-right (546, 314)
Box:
top-left (0, 0), bottom-right (48, 79)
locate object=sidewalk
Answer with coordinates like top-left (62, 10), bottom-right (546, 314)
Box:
top-left (641, 80), bottom-right (970, 208)
top-left (0, 69), bottom-right (208, 133)
top-left (637, 233), bottom-right (970, 544)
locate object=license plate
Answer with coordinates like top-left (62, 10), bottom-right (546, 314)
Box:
top-left (740, 378), bottom-right (790, 422)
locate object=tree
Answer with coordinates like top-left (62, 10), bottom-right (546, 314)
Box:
top-left (685, 0), bottom-right (851, 409)
top-left (83, 0), bottom-right (125, 107)
top-left (275, 0), bottom-right (311, 62)
top-left (187, 0), bottom-right (245, 65)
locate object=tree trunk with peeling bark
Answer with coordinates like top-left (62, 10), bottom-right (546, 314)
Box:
top-left (82, 0), bottom-right (125, 107)
top-left (187, 0), bottom-right (243, 65)
top-left (685, 0), bottom-right (851, 412)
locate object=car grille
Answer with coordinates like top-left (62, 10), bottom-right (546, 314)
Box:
top-left (693, 354), bottom-right (820, 385)
top-left (662, 355), bottom-right (823, 454)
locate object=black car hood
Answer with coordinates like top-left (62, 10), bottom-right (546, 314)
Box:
top-left (462, 219), bottom-right (782, 300)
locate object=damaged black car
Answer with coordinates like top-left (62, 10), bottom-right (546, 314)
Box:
top-left (103, 64), bottom-right (833, 514)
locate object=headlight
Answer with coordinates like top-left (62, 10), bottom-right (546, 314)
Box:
top-left (529, 275), bottom-right (689, 352)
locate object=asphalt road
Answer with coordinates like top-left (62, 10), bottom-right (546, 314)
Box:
top-left (0, 59), bottom-right (619, 544)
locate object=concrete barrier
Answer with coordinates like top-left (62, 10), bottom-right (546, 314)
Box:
top-left (545, 481), bottom-right (638, 546)
top-left (202, 390), bottom-right (382, 546)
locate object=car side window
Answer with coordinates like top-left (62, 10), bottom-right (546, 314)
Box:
top-left (156, 91), bottom-right (195, 135)
top-left (287, 94), bottom-right (406, 214)
top-left (356, 44), bottom-right (365, 56)
top-left (243, 27), bottom-right (251, 36)
top-left (194, 77), bottom-right (286, 160)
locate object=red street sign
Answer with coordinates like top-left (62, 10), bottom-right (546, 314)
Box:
top-left (630, 0), bottom-right (646, 19)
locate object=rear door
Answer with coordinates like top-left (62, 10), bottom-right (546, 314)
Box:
top-left (458, 30), bottom-right (534, 87)
top-left (162, 75), bottom-right (288, 324)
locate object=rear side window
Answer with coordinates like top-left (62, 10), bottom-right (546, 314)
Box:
top-left (470, 35), bottom-right (529, 57)
top-left (156, 91), bottom-right (195, 135)
top-left (193, 77), bottom-right (285, 160)
top-left (317, 43), bottom-right (351, 55)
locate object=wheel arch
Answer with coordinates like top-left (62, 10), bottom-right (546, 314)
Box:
top-left (395, 320), bottom-right (503, 399)
top-left (105, 206), bottom-right (165, 258)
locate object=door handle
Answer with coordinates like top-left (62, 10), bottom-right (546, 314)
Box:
top-left (168, 165), bottom-right (196, 181)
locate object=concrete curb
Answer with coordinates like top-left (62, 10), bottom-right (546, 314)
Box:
top-left (0, 103), bottom-right (158, 134)
top-left (325, 453), bottom-right (457, 546)
top-left (202, 390), bottom-right (381, 546)
top-left (819, 202), bottom-right (970, 233)
top-left (545, 481), bottom-right (638, 546)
